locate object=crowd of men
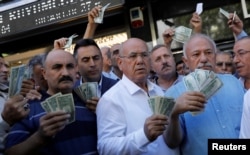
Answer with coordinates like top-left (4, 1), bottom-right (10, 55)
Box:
top-left (0, 5), bottom-right (250, 155)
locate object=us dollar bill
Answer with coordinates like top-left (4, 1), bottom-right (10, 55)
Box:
top-left (173, 26), bottom-right (192, 43)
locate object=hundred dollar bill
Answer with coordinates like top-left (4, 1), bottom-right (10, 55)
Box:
top-left (219, 8), bottom-right (230, 19)
top-left (148, 96), bottom-right (175, 116)
top-left (173, 26), bottom-right (192, 43)
top-left (57, 93), bottom-right (75, 124)
top-left (200, 77), bottom-right (223, 100)
top-left (94, 3), bottom-right (111, 24)
top-left (163, 97), bottom-right (175, 116)
top-left (183, 72), bottom-right (199, 91)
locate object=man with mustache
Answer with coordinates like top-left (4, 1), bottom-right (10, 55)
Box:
top-left (97, 38), bottom-right (179, 155)
top-left (150, 44), bottom-right (183, 92)
top-left (233, 37), bottom-right (250, 138)
top-left (5, 50), bottom-right (98, 155)
top-left (163, 34), bottom-right (244, 155)
top-left (73, 39), bottom-right (117, 112)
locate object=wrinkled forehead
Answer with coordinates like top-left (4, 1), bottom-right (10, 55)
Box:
top-left (187, 37), bottom-right (214, 52)
top-left (234, 38), bottom-right (250, 51)
top-left (45, 51), bottom-right (75, 67)
top-left (123, 40), bottom-right (148, 55)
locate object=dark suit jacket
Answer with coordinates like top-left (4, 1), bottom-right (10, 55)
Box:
top-left (74, 75), bottom-right (118, 96)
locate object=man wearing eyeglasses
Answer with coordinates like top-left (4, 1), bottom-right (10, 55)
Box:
top-left (215, 50), bottom-right (235, 74)
top-left (233, 36), bottom-right (250, 90)
top-left (163, 34), bottom-right (244, 155)
top-left (234, 37), bottom-right (250, 139)
top-left (96, 38), bottom-right (179, 155)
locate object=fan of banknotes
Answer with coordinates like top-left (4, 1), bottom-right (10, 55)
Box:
top-left (184, 69), bottom-right (223, 115)
top-left (41, 93), bottom-right (75, 124)
top-left (8, 64), bottom-right (32, 97)
top-left (74, 82), bottom-right (98, 101)
top-left (148, 96), bottom-right (175, 116)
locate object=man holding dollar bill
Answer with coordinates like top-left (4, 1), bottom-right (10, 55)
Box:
top-left (5, 50), bottom-right (98, 155)
top-left (163, 34), bottom-right (244, 155)
top-left (73, 38), bottom-right (117, 112)
top-left (97, 38), bottom-right (179, 155)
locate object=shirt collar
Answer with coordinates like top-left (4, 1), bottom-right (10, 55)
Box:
top-left (121, 74), bottom-right (156, 95)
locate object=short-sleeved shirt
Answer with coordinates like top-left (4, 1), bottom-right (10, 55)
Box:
top-left (5, 91), bottom-right (98, 155)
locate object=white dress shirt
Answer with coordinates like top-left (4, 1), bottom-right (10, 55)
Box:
top-left (0, 83), bottom-right (9, 154)
top-left (97, 75), bottom-right (179, 155)
top-left (240, 89), bottom-right (250, 138)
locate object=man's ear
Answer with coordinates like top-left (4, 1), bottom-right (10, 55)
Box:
top-left (41, 67), bottom-right (47, 80)
top-left (117, 57), bottom-right (123, 72)
top-left (182, 56), bottom-right (188, 68)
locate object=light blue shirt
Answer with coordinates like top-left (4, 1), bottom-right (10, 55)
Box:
top-left (165, 74), bottom-right (244, 155)
top-left (236, 30), bottom-right (248, 40)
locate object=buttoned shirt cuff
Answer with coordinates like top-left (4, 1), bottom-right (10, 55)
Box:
top-left (236, 30), bottom-right (248, 40)
top-left (134, 128), bottom-right (151, 149)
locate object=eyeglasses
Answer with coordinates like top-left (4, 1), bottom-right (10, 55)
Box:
top-left (216, 62), bottom-right (233, 67)
top-left (232, 50), bottom-right (250, 59)
top-left (119, 52), bottom-right (149, 60)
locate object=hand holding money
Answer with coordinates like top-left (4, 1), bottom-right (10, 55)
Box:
top-left (183, 69), bottom-right (223, 115)
top-left (173, 91), bottom-right (206, 116)
top-left (88, 6), bottom-right (102, 24)
top-left (86, 97), bottom-right (99, 113)
top-left (190, 12), bottom-right (202, 33)
top-left (38, 110), bottom-right (70, 138)
top-left (172, 26), bottom-right (192, 43)
top-left (41, 93), bottom-right (75, 124)
top-left (63, 34), bottom-right (78, 49)
top-left (2, 95), bottom-right (29, 125)
top-left (94, 3), bottom-right (110, 24)
top-left (144, 114), bottom-right (168, 141)
top-left (162, 28), bottom-right (175, 47)
top-left (227, 12), bottom-right (244, 36)
top-left (53, 37), bottom-right (68, 49)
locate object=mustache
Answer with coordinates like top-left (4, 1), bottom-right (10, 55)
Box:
top-left (58, 76), bottom-right (73, 83)
top-left (161, 63), bottom-right (171, 70)
top-left (197, 63), bottom-right (213, 69)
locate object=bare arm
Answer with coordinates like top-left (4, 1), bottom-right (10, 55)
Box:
top-left (83, 6), bottom-right (101, 39)
top-left (190, 12), bottom-right (202, 33)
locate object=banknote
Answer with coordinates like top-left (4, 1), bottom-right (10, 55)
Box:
top-left (196, 3), bottom-right (203, 15)
top-left (74, 82), bottom-right (98, 101)
top-left (94, 3), bottom-right (110, 24)
top-left (184, 69), bottom-right (223, 115)
top-left (219, 8), bottom-right (230, 19)
top-left (148, 96), bottom-right (175, 116)
top-left (200, 77), bottom-right (223, 100)
top-left (57, 93), bottom-right (75, 124)
top-left (40, 93), bottom-right (75, 124)
top-left (41, 101), bottom-right (52, 113)
top-left (46, 92), bottom-right (62, 111)
top-left (173, 26), bottom-right (192, 43)
top-left (64, 34), bottom-right (78, 49)
top-left (8, 64), bottom-right (27, 97)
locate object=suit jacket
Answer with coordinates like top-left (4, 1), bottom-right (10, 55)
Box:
top-left (74, 75), bottom-right (118, 96)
